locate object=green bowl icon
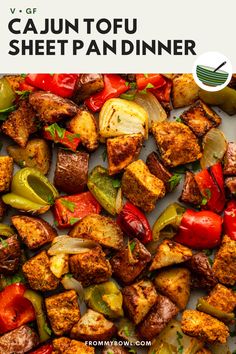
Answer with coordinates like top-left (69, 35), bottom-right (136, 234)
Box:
top-left (196, 65), bottom-right (228, 87)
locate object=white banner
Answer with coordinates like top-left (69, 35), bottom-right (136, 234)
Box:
top-left (0, 0), bottom-right (235, 73)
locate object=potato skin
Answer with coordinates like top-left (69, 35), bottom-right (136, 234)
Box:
top-left (187, 252), bottom-right (217, 290)
top-left (180, 171), bottom-right (202, 206)
top-left (146, 152), bottom-right (172, 191)
top-left (73, 74), bottom-right (104, 103)
top-left (7, 139), bottom-right (51, 175)
top-left (0, 235), bottom-right (21, 274)
top-left (12, 215), bottom-right (57, 249)
top-left (67, 108), bottom-right (99, 151)
top-left (172, 74), bottom-right (199, 108)
top-left (223, 142), bottom-right (236, 175)
top-left (0, 325), bottom-right (39, 354)
top-left (54, 149), bottom-right (89, 194)
top-left (29, 91), bottom-right (78, 124)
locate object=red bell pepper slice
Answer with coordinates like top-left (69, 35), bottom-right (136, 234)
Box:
top-left (117, 202), bottom-right (152, 244)
top-left (151, 78), bottom-right (172, 102)
top-left (175, 209), bottom-right (222, 249)
top-left (29, 344), bottom-right (53, 354)
top-left (136, 74), bottom-right (166, 91)
top-left (25, 74), bottom-right (78, 98)
top-left (0, 283), bottom-right (35, 334)
top-left (195, 162), bottom-right (225, 213)
top-left (43, 123), bottom-right (81, 152)
top-left (19, 80), bottom-right (37, 93)
top-left (224, 200), bottom-right (236, 240)
top-left (85, 74), bottom-right (129, 112)
top-left (54, 191), bottom-right (102, 228)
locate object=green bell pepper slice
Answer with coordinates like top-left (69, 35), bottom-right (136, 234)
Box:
top-left (0, 78), bottom-right (15, 111)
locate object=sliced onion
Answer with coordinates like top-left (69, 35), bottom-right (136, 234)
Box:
top-left (48, 235), bottom-right (98, 255)
top-left (115, 187), bottom-right (123, 214)
top-left (200, 128), bottom-right (227, 169)
top-left (61, 274), bottom-right (84, 301)
top-left (134, 92), bottom-right (167, 129)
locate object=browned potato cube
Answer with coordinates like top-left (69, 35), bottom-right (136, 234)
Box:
top-left (146, 151), bottom-right (172, 191)
top-left (180, 100), bottom-right (221, 137)
top-left (223, 142), bottom-right (236, 175)
top-left (45, 290), bottom-right (80, 336)
top-left (0, 156), bottom-right (13, 192)
top-left (0, 236), bottom-right (21, 275)
top-left (121, 159), bottom-right (165, 212)
top-left (12, 215), bottom-right (57, 249)
top-left (180, 171), bottom-right (202, 205)
top-left (152, 121), bottom-right (202, 167)
top-left (22, 250), bottom-right (59, 291)
top-left (206, 284), bottom-right (236, 313)
top-left (69, 246), bottom-right (112, 287)
top-left (172, 74), bottom-right (199, 108)
top-left (181, 310), bottom-right (229, 344)
top-left (73, 74), bottom-right (104, 103)
top-left (107, 134), bottom-right (143, 175)
top-left (225, 176), bottom-right (236, 195)
top-left (122, 280), bottom-right (158, 324)
top-left (110, 238), bottom-right (151, 284)
top-left (187, 252), bottom-right (217, 290)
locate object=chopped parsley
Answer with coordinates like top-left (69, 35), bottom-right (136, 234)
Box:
top-left (45, 123), bottom-right (65, 140)
top-left (15, 90), bottom-right (31, 100)
top-left (102, 149), bottom-right (107, 162)
top-left (47, 195), bottom-right (55, 205)
top-left (0, 238), bottom-right (8, 249)
top-left (175, 117), bottom-right (182, 123)
top-left (66, 273), bottom-right (73, 278)
top-left (143, 73), bottom-right (149, 78)
top-left (176, 331), bottom-right (183, 353)
top-left (61, 199), bottom-right (75, 212)
top-left (129, 240), bottom-right (136, 252)
top-left (123, 325), bottom-right (130, 337)
top-left (201, 197), bottom-right (208, 205)
top-left (69, 217), bottom-right (80, 225)
top-left (43, 323), bottom-right (52, 336)
top-left (112, 179), bottom-right (121, 188)
top-left (203, 249), bottom-right (213, 256)
top-left (168, 173), bottom-right (181, 191)
top-left (0, 105), bottom-right (17, 121)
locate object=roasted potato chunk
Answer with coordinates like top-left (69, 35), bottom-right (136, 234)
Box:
top-left (187, 252), bottom-right (217, 290)
top-left (46, 290), bottom-right (80, 336)
top-left (180, 100), bottom-right (221, 137)
top-left (107, 134), bottom-right (143, 175)
top-left (0, 156), bottom-right (13, 192)
top-left (223, 142), bottom-right (236, 175)
top-left (172, 74), bottom-right (199, 108)
top-left (53, 337), bottom-right (95, 354)
top-left (146, 151), bottom-right (172, 191)
top-left (225, 176), bottom-right (236, 195)
top-left (110, 238), bottom-right (151, 284)
top-left (122, 280), bottom-right (158, 324)
top-left (152, 121), bottom-right (202, 167)
top-left (22, 250), bottom-right (59, 291)
top-left (54, 149), bottom-right (89, 194)
top-left (69, 246), bottom-right (112, 287)
top-left (50, 254), bottom-right (69, 278)
top-left (71, 309), bottom-right (117, 341)
top-left (67, 108), bottom-right (99, 151)
top-left (7, 139), bottom-right (51, 174)
top-left (0, 235), bottom-right (21, 275)
top-left (212, 235), bottom-right (236, 286)
top-left (69, 214), bottom-right (124, 250)
top-left (206, 284), bottom-right (236, 313)
top-left (29, 91), bottom-right (78, 124)
top-left (121, 159), bottom-right (165, 212)
top-left (154, 267), bottom-right (191, 310)
top-left (73, 74), bottom-right (104, 103)
top-left (102, 345), bottom-right (129, 354)
top-left (181, 310), bottom-right (229, 344)
top-left (180, 171), bottom-right (202, 205)
top-left (150, 239), bottom-right (192, 271)
top-left (1, 100), bottom-right (37, 147)
top-left (12, 215), bottom-right (57, 249)
top-left (0, 325), bottom-right (39, 354)
top-left (138, 293), bottom-right (179, 340)
top-left (196, 349), bottom-right (212, 354)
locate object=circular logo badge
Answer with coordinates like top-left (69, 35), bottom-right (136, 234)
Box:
top-left (193, 52), bottom-right (232, 92)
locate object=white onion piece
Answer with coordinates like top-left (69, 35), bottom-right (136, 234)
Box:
top-left (134, 92), bottom-right (167, 129)
top-left (48, 236), bottom-right (98, 255)
top-left (200, 128), bottom-right (227, 169)
top-left (61, 274), bottom-right (84, 301)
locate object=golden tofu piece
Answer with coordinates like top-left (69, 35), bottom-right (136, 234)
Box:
top-left (196, 349), bottom-right (212, 354)
top-left (52, 338), bottom-right (94, 354)
top-left (172, 74), bottom-right (199, 108)
top-left (52, 337), bottom-right (71, 354)
top-left (2, 100), bottom-right (37, 148)
top-left (150, 239), bottom-right (192, 271)
top-left (46, 290), bottom-right (80, 336)
top-left (212, 235), bottom-right (236, 286)
top-left (107, 134), bottom-right (143, 175)
top-left (152, 121), bottom-right (202, 167)
top-left (121, 159), bottom-right (165, 212)
top-left (122, 280), bottom-right (158, 324)
top-left (5, 75), bottom-right (24, 91)
top-left (181, 310), bottom-right (229, 344)
top-left (22, 250), bottom-right (59, 291)
top-left (180, 100), bottom-right (221, 137)
top-left (69, 246), bottom-right (112, 287)
top-left (0, 156), bottom-right (13, 192)
top-left (206, 284), bottom-right (236, 313)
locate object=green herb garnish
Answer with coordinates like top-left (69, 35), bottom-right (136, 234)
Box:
top-left (129, 240), bottom-right (136, 252)
top-left (123, 325), bottom-right (130, 337)
top-left (43, 323), bottom-right (52, 336)
top-left (45, 123), bottom-right (65, 140)
top-left (168, 173), bottom-right (181, 191)
top-left (176, 331), bottom-right (183, 354)
top-left (15, 90), bottom-right (31, 100)
top-left (175, 117), bottom-right (182, 123)
top-left (102, 149), bottom-right (107, 162)
top-left (0, 238), bottom-right (8, 249)
top-left (69, 217), bottom-right (80, 225)
top-left (112, 179), bottom-right (121, 188)
top-left (61, 199), bottom-right (75, 212)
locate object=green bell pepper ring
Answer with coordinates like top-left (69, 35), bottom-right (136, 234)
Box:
top-left (0, 78), bottom-right (16, 111)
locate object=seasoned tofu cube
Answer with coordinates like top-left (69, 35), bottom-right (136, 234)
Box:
top-left (0, 156), bottom-right (13, 192)
top-left (107, 134), bottom-right (143, 175)
top-left (122, 280), bottom-right (158, 324)
top-left (22, 250), bottom-right (59, 291)
top-left (212, 235), bottom-right (236, 286)
top-left (150, 239), bottom-right (192, 271)
top-left (29, 91), bottom-right (78, 124)
top-left (71, 309), bottom-right (117, 341)
top-left (12, 215), bottom-right (57, 249)
top-left (2, 101), bottom-right (37, 147)
top-left (172, 74), bottom-right (199, 108)
top-left (52, 338), bottom-right (95, 354)
top-left (152, 121), bottom-right (202, 167)
top-left (110, 238), bottom-right (151, 284)
top-left (146, 152), bottom-right (172, 191)
top-left (223, 142), bottom-right (236, 175)
top-left (181, 310), bottom-right (229, 344)
top-left (180, 171), bottom-right (202, 205)
top-left (5, 75), bottom-right (24, 91)
top-left (206, 284), bottom-right (236, 313)
top-left (46, 290), bottom-right (80, 336)
top-left (69, 246), bottom-right (112, 287)
top-left (138, 293), bottom-right (179, 340)
top-left (73, 74), bottom-right (104, 103)
top-left (53, 337), bottom-right (71, 354)
top-left (121, 159), bottom-right (165, 212)
top-left (180, 100), bottom-right (221, 137)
